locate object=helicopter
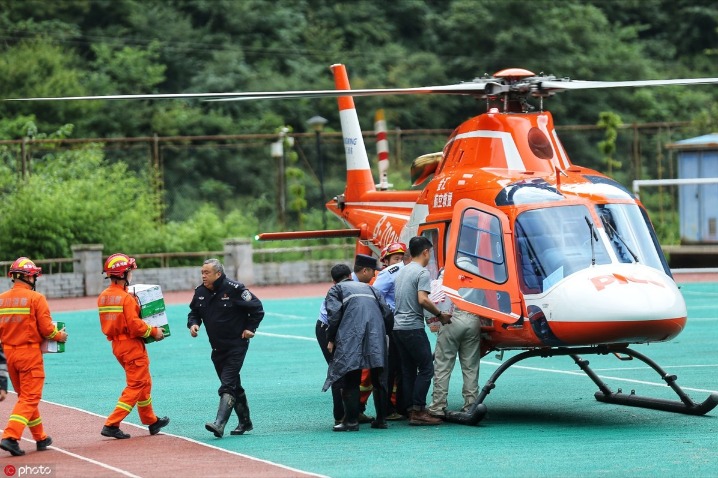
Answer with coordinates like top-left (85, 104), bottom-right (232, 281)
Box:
top-left (10, 64), bottom-right (718, 426)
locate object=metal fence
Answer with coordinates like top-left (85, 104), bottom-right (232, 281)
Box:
top-left (0, 121), bottom-right (695, 248)
top-left (0, 243), bottom-right (356, 278)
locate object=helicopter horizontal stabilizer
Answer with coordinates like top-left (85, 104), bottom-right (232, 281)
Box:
top-left (255, 229), bottom-right (361, 241)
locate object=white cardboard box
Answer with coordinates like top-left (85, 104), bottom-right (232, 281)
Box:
top-left (41, 321), bottom-right (65, 353)
top-left (129, 284), bottom-right (171, 343)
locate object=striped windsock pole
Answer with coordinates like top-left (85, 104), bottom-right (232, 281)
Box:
top-left (374, 109), bottom-right (391, 190)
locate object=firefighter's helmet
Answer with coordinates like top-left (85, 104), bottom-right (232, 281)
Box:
top-left (103, 253), bottom-right (137, 277)
top-left (8, 257), bottom-right (42, 277)
top-left (380, 242), bottom-right (407, 262)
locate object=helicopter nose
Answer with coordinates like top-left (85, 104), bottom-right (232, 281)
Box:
top-left (530, 264), bottom-right (687, 346)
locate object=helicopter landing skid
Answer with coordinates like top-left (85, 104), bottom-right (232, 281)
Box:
top-left (444, 346), bottom-right (718, 426)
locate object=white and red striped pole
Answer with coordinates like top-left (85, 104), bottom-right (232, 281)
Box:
top-left (374, 109), bottom-right (392, 190)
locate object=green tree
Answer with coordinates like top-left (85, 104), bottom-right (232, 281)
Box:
top-left (597, 112), bottom-right (623, 175)
top-left (0, 145), bottom-right (163, 259)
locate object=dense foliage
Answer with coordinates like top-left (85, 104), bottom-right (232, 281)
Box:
top-left (0, 0), bottom-right (716, 257)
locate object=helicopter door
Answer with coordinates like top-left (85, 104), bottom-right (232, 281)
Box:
top-left (443, 198), bottom-right (523, 325)
top-left (416, 223), bottom-right (447, 280)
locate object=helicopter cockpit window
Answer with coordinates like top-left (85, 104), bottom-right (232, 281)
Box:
top-left (495, 178), bottom-right (565, 206)
top-left (455, 208), bottom-right (507, 284)
top-left (595, 203), bottom-right (666, 273)
top-left (515, 205), bottom-right (611, 293)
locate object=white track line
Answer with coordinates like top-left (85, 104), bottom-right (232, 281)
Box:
top-left (3, 393), bottom-right (328, 478)
top-left (589, 364), bottom-right (718, 372)
top-left (1, 424), bottom-right (140, 478)
top-left (255, 331), bottom-right (315, 341)
top-left (266, 313), bottom-right (314, 320)
top-left (258, 331), bottom-right (718, 394)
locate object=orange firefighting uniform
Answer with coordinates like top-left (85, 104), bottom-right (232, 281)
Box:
top-left (0, 281), bottom-right (62, 442)
top-left (98, 282), bottom-right (159, 427)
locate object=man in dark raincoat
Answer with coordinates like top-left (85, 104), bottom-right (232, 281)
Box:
top-left (323, 257), bottom-right (393, 432)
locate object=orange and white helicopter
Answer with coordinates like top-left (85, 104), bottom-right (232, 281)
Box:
top-left (12, 64), bottom-right (718, 425)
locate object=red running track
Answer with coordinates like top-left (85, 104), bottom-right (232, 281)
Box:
top-left (0, 283), bottom-right (332, 477)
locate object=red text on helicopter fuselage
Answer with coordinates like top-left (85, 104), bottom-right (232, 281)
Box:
top-left (590, 273), bottom-right (666, 291)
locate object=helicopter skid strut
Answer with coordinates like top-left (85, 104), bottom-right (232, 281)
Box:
top-left (444, 345), bottom-right (718, 426)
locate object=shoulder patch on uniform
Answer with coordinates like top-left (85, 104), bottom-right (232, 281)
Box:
top-left (241, 290), bottom-right (252, 301)
top-left (388, 265), bottom-right (401, 274)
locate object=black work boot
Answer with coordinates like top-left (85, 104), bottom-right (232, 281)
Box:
top-left (333, 388), bottom-right (360, 432)
top-left (0, 438), bottom-right (25, 456)
top-left (149, 416), bottom-right (170, 435)
top-left (205, 393), bottom-right (236, 438)
top-left (101, 425), bottom-right (131, 439)
top-left (36, 436), bottom-right (53, 451)
top-left (230, 392), bottom-right (253, 435)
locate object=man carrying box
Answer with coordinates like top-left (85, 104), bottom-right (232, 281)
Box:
top-left (98, 253), bottom-right (169, 440)
top-left (0, 257), bottom-right (68, 456)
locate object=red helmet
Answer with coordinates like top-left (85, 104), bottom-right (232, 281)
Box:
top-left (103, 253), bottom-right (137, 277)
top-left (8, 257), bottom-right (42, 277)
top-left (380, 242), bottom-right (407, 262)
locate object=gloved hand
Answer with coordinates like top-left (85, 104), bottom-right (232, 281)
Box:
top-left (151, 327), bottom-right (164, 341)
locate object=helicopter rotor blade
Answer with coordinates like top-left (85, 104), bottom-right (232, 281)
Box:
top-left (6, 82), bottom-right (500, 102)
top-left (537, 77), bottom-right (718, 94)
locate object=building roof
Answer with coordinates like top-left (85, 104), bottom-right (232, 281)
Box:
top-left (667, 133), bottom-right (718, 151)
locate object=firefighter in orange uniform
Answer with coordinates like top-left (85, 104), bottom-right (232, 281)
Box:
top-left (0, 257), bottom-right (68, 457)
top-left (98, 253), bottom-right (169, 439)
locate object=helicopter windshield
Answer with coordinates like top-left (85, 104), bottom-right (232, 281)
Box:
top-left (515, 205), bottom-right (611, 293)
top-left (595, 203), bottom-right (667, 273)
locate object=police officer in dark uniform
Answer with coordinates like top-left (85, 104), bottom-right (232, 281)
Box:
top-left (187, 258), bottom-right (264, 438)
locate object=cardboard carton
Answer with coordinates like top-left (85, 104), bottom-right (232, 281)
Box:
top-left (41, 321), bottom-right (66, 353)
top-left (129, 284), bottom-right (171, 344)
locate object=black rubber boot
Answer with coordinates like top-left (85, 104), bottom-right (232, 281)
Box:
top-left (205, 393), bottom-right (236, 438)
top-left (230, 392), bottom-right (253, 435)
top-left (0, 438), bottom-right (25, 456)
top-left (333, 388), bottom-right (360, 432)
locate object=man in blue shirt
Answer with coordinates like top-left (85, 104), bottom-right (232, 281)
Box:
top-left (373, 242), bottom-right (407, 420)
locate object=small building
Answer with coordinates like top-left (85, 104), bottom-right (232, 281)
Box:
top-left (668, 133), bottom-right (718, 244)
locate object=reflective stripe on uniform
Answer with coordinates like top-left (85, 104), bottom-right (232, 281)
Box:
top-left (115, 401), bottom-right (133, 413)
top-left (46, 327), bottom-right (58, 339)
top-left (138, 397), bottom-right (152, 408)
top-left (99, 306), bottom-right (124, 313)
top-left (8, 414), bottom-right (28, 425)
top-left (142, 325), bottom-right (152, 338)
top-left (341, 293), bottom-right (376, 304)
top-left (28, 417), bottom-right (42, 427)
top-left (0, 308), bottom-right (31, 315)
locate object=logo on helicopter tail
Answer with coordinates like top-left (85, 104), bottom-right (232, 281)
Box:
top-left (590, 273), bottom-right (665, 292)
top-left (372, 215), bottom-right (400, 245)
